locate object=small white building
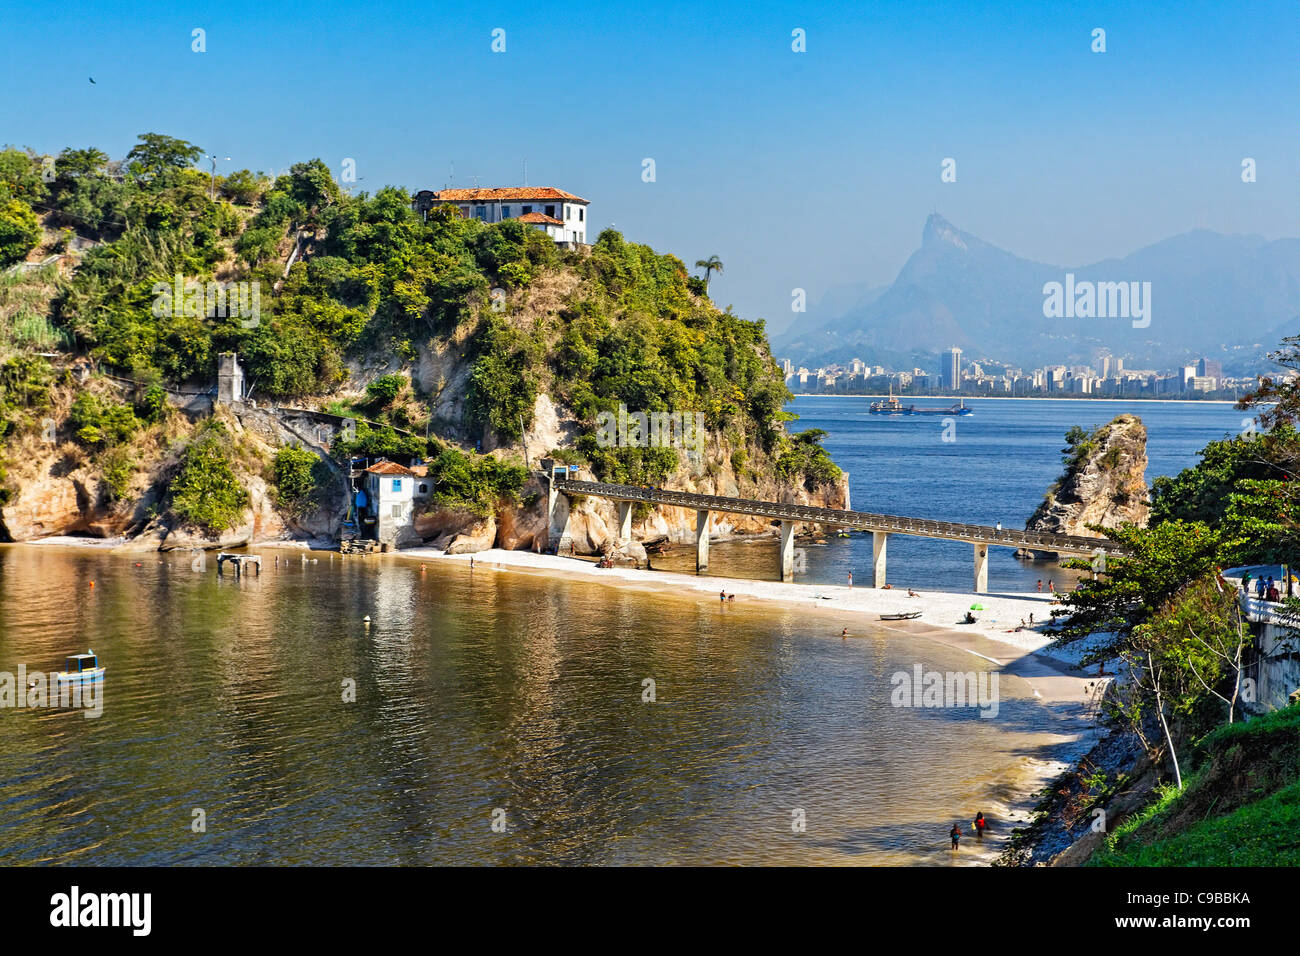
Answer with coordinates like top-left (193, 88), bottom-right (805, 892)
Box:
top-left (412, 187), bottom-right (589, 246)
top-left (361, 461), bottom-right (417, 545)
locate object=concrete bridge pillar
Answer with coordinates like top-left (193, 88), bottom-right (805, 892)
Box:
top-left (779, 520), bottom-right (796, 582)
top-left (695, 510), bottom-right (710, 571)
top-left (872, 531), bottom-right (888, 588)
top-left (616, 501), bottom-right (633, 540)
top-left (974, 543), bottom-right (989, 593)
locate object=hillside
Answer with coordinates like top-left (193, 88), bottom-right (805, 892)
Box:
top-left (776, 213), bottom-right (1300, 371)
top-left (0, 136), bottom-right (846, 551)
top-left (1089, 706), bottom-right (1300, 866)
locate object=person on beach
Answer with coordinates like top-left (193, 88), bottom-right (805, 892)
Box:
top-left (720, 590), bottom-right (726, 604)
top-left (841, 627), bottom-right (849, 639)
top-left (1036, 579), bottom-right (1043, 592)
top-left (908, 588), bottom-right (920, 597)
top-left (1048, 580), bottom-right (1055, 593)
top-left (1029, 613), bottom-right (1034, 624)
top-left (1255, 576), bottom-right (1267, 599)
top-left (950, 824), bottom-right (962, 849)
top-left (848, 571), bottom-right (853, 588)
top-left (974, 812), bottom-right (987, 837)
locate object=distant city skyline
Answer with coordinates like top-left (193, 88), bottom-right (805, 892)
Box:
top-left (3, 0), bottom-right (1299, 335)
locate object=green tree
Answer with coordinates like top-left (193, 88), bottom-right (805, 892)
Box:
top-left (0, 199), bottom-right (41, 266)
top-left (1239, 335), bottom-right (1300, 431)
top-left (169, 420), bottom-right (248, 533)
top-left (1051, 521), bottom-right (1224, 664)
top-left (125, 133), bottom-right (203, 183)
top-left (273, 445), bottom-right (322, 515)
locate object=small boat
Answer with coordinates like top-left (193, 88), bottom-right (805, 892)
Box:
top-left (54, 651), bottom-right (105, 684)
top-left (879, 611), bottom-right (922, 621)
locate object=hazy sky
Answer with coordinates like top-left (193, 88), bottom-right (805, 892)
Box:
top-left (3, 0), bottom-right (1297, 335)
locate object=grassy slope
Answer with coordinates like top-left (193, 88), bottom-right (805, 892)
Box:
top-left (1089, 706), bottom-right (1300, 866)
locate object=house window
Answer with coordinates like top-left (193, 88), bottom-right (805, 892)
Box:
top-left (564, 205), bottom-right (570, 218)
top-left (522, 205), bottom-right (532, 214)
top-left (391, 504), bottom-right (402, 518)
top-left (474, 205), bottom-right (487, 220)
top-left (459, 206), bottom-right (469, 216)
top-left (578, 207), bottom-right (584, 222)
top-left (545, 205), bottom-right (556, 217)
top-left (418, 483), bottom-right (428, 494)
top-left (501, 206), bottom-right (510, 218)
top-left (391, 478), bottom-right (402, 492)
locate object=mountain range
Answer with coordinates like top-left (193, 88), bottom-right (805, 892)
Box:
top-left (774, 214), bottom-right (1300, 375)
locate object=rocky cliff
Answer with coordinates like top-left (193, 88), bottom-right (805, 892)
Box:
top-left (1019, 414), bottom-right (1150, 558)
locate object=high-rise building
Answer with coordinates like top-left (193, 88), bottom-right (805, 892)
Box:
top-left (1197, 358), bottom-right (1223, 384)
top-left (1099, 354), bottom-right (1112, 378)
top-left (942, 347), bottom-right (962, 391)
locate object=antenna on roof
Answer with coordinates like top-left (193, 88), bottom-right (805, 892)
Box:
top-left (449, 161), bottom-right (454, 186)
top-left (472, 174), bottom-right (478, 187)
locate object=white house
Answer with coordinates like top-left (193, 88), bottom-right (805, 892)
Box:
top-left (361, 460), bottom-right (418, 545)
top-left (411, 187), bottom-right (589, 246)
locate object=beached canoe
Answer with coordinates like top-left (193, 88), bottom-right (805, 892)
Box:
top-left (879, 611), bottom-right (922, 621)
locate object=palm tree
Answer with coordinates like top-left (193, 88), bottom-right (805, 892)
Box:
top-left (695, 255), bottom-right (724, 289)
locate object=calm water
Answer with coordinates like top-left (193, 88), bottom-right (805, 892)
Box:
top-left (657, 397), bottom-right (1247, 592)
top-left (0, 398), bottom-right (1239, 865)
top-left (1, 547), bottom-right (1062, 865)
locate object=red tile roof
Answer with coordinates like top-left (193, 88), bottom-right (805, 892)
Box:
top-left (516, 212), bottom-right (565, 225)
top-left (431, 187), bottom-right (588, 204)
top-left (364, 460), bottom-right (415, 476)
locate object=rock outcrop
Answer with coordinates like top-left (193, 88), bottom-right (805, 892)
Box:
top-left (1019, 414), bottom-right (1149, 559)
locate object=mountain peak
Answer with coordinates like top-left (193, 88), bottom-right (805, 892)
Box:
top-left (922, 213), bottom-right (968, 250)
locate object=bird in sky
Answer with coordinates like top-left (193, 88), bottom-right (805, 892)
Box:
top-left (88, 76), bottom-right (96, 83)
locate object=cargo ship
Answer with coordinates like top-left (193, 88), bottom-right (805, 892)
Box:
top-left (869, 388), bottom-right (973, 416)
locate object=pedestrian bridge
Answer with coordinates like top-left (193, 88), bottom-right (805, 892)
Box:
top-left (543, 469), bottom-right (1131, 593)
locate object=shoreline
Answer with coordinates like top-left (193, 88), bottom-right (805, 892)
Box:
top-left (396, 546), bottom-right (1102, 865)
top-left (8, 537), bottom-right (1100, 865)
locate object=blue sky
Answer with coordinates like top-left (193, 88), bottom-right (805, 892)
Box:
top-left (3, 0), bottom-right (1298, 334)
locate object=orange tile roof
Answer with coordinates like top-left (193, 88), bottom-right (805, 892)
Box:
top-left (364, 460), bottom-right (415, 476)
top-left (431, 187), bottom-right (588, 204)
top-left (516, 212), bottom-right (564, 225)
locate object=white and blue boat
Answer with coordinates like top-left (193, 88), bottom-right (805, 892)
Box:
top-left (54, 650), bottom-right (105, 685)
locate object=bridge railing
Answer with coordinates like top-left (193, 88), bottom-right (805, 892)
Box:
top-left (554, 478), bottom-right (1130, 556)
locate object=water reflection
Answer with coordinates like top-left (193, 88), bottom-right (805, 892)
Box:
top-left (0, 545), bottom-right (1083, 865)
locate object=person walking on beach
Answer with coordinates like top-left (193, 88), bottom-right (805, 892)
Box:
top-left (974, 812), bottom-right (987, 838)
top-left (720, 590), bottom-right (727, 604)
top-left (950, 824), bottom-right (962, 850)
top-left (1036, 579), bottom-right (1043, 592)
top-left (1241, 572), bottom-right (1252, 594)
top-left (1048, 580), bottom-right (1055, 593)
top-left (1256, 575), bottom-right (1267, 599)
top-left (848, 571), bottom-right (853, 589)
top-left (470, 556), bottom-right (474, 571)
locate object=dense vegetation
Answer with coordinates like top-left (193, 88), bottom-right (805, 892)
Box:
top-left (0, 134), bottom-right (837, 518)
top-left (1047, 344), bottom-right (1300, 860)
